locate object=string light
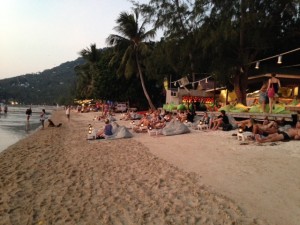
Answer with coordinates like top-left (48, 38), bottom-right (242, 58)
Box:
top-left (277, 55), bottom-right (282, 64)
top-left (250, 47), bottom-right (300, 68)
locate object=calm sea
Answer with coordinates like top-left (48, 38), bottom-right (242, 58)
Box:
top-left (0, 106), bottom-right (56, 153)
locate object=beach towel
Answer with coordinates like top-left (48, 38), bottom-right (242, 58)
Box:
top-left (162, 120), bottom-right (190, 136)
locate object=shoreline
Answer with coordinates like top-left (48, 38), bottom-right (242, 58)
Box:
top-left (0, 107), bottom-right (57, 153)
top-left (1, 109), bottom-right (300, 224)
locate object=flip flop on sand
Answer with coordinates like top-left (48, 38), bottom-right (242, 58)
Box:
top-left (240, 142), bottom-right (249, 145)
top-left (270, 143), bottom-right (277, 146)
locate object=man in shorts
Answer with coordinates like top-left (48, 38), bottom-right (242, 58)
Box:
top-left (255, 121), bottom-right (300, 143)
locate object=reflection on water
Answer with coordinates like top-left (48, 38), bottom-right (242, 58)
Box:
top-left (0, 106), bottom-right (55, 152)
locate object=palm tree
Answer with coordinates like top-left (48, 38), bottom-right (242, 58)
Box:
top-left (78, 44), bottom-right (101, 98)
top-left (106, 8), bottom-right (156, 110)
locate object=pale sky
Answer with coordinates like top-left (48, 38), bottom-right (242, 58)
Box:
top-left (0, 0), bottom-right (151, 79)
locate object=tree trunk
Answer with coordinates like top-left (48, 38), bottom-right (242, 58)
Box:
top-left (235, 0), bottom-right (248, 105)
top-left (234, 70), bottom-right (248, 105)
top-left (135, 53), bottom-right (156, 110)
top-left (188, 51), bottom-right (195, 83)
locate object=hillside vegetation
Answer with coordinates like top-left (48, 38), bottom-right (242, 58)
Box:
top-left (0, 58), bottom-right (84, 105)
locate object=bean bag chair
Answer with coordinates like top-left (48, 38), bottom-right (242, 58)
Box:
top-left (162, 120), bottom-right (190, 136)
top-left (177, 104), bottom-right (186, 111)
top-left (105, 122), bottom-right (133, 139)
top-left (107, 115), bottom-right (117, 122)
top-left (230, 103), bottom-right (248, 112)
top-left (218, 105), bottom-right (232, 112)
top-left (248, 105), bottom-right (261, 113)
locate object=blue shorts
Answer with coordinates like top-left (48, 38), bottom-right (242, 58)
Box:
top-left (259, 92), bottom-right (267, 103)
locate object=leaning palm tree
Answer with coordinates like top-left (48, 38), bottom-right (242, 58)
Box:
top-left (106, 8), bottom-right (156, 110)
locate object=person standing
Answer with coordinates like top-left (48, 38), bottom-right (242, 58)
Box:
top-left (66, 106), bottom-right (70, 121)
top-left (40, 109), bottom-right (46, 129)
top-left (259, 79), bottom-right (268, 113)
top-left (4, 104), bottom-right (8, 114)
top-left (267, 73), bottom-right (281, 113)
top-left (26, 107), bottom-right (32, 121)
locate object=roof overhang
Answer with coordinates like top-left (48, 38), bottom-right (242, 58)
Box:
top-left (248, 73), bottom-right (300, 80)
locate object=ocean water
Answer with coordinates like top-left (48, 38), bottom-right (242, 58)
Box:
top-left (0, 106), bottom-right (55, 153)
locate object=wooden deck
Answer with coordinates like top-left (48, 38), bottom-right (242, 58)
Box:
top-left (196, 111), bottom-right (299, 121)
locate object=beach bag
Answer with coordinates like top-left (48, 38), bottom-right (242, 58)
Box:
top-left (267, 84), bottom-right (275, 98)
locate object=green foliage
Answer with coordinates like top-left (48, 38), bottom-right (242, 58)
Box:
top-left (0, 58), bottom-right (84, 105)
top-left (106, 8), bottom-right (157, 109)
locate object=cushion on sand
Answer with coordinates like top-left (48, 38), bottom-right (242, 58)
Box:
top-left (107, 115), bottom-right (117, 122)
top-left (162, 120), bottom-right (190, 136)
top-left (106, 122), bottom-right (133, 139)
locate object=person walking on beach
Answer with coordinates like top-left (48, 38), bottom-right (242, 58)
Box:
top-left (66, 105), bottom-right (70, 121)
top-left (26, 107), bottom-right (32, 121)
top-left (267, 73), bottom-right (281, 113)
top-left (40, 109), bottom-right (47, 129)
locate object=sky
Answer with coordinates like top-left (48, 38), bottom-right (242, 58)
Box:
top-left (0, 0), bottom-right (151, 79)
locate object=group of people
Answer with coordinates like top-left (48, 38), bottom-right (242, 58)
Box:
top-left (24, 105), bottom-right (71, 129)
top-left (26, 107), bottom-right (47, 129)
top-left (196, 108), bottom-right (300, 144)
top-left (259, 73), bottom-right (281, 113)
top-left (92, 102), bottom-right (300, 144)
top-left (132, 109), bottom-right (170, 132)
top-left (235, 115), bottom-right (300, 143)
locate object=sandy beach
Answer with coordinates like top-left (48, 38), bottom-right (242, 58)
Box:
top-left (1, 110), bottom-right (300, 225)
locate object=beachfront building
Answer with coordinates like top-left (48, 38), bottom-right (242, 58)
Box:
top-left (247, 73), bottom-right (299, 104)
top-left (165, 76), bottom-right (219, 108)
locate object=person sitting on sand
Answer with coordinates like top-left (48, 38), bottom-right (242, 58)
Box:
top-left (255, 121), bottom-right (300, 143)
top-left (133, 114), bottom-right (150, 132)
top-left (120, 111), bottom-right (132, 121)
top-left (201, 112), bottom-right (210, 125)
top-left (96, 119), bottom-right (113, 138)
top-left (163, 111), bottom-right (172, 122)
top-left (176, 110), bottom-right (187, 123)
top-left (212, 110), bottom-right (229, 130)
top-left (234, 118), bottom-right (255, 132)
top-left (235, 116), bottom-right (278, 136)
top-left (186, 110), bottom-right (194, 122)
top-left (150, 112), bottom-right (166, 129)
top-left (48, 119), bottom-right (62, 127)
top-left (253, 118), bottom-right (278, 136)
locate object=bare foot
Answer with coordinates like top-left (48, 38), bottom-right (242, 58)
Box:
top-left (255, 134), bottom-right (263, 143)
